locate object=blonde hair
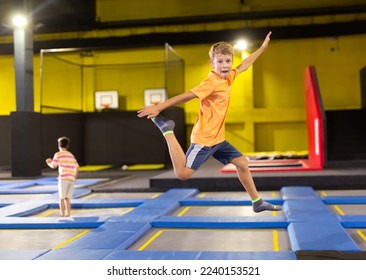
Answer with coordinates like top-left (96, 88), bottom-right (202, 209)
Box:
top-left (209, 42), bottom-right (234, 60)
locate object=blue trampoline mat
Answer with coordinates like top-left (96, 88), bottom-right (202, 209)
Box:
top-left (0, 179), bottom-right (365, 260)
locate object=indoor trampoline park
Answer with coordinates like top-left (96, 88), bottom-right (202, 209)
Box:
top-left (0, 169), bottom-right (366, 261)
top-left (1, 0), bottom-right (366, 273)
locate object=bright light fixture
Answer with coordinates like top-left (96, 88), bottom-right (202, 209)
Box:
top-left (12, 14), bottom-right (28, 28)
top-left (234, 39), bottom-right (248, 51)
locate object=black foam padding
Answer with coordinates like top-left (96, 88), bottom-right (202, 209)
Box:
top-left (11, 112), bottom-right (42, 177)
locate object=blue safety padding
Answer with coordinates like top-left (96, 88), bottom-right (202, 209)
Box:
top-left (42, 189), bottom-right (91, 200)
top-left (180, 198), bottom-right (283, 206)
top-left (115, 224), bottom-right (156, 250)
top-left (338, 215), bottom-right (366, 228)
top-left (25, 177), bottom-right (58, 184)
top-left (0, 189), bottom-right (56, 194)
top-left (0, 188), bottom-right (90, 197)
top-left (64, 222), bottom-right (151, 249)
top-left (322, 196), bottom-right (366, 204)
top-left (0, 200), bottom-right (49, 217)
top-left (283, 199), bottom-right (339, 223)
top-left (71, 188), bottom-right (93, 198)
top-left (129, 201), bottom-right (181, 217)
top-left (106, 214), bottom-right (160, 224)
top-left (0, 216), bottom-right (108, 229)
top-left (0, 249), bottom-right (51, 260)
top-left (0, 190), bottom-right (91, 217)
top-left (1, 181), bottom-right (37, 189)
top-left (0, 202), bottom-right (16, 207)
top-left (152, 216), bottom-right (288, 228)
top-left (75, 179), bottom-right (109, 185)
top-left (33, 177), bottom-right (105, 186)
top-left (104, 250), bottom-right (202, 260)
top-left (280, 186), bottom-right (319, 200)
top-left (36, 249), bottom-right (113, 260)
top-left (102, 250), bottom-right (297, 260)
top-left (160, 188), bottom-right (199, 199)
top-left (48, 199), bottom-right (143, 208)
top-left (198, 251), bottom-right (297, 260)
top-left (287, 221), bottom-right (362, 251)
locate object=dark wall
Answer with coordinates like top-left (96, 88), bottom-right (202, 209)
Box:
top-left (326, 109), bottom-right (366, 161)
top-left (361, 66), bottom-right (366, 109)
top-left (11, 112), bottom-right (42, 176)
top-left (0, 116), bottom-right (11, 166)
top-left (0, 107), bottom-right (186, 168)
top-left (84, 107), bottom-right (186, 166)
top-left (42, 113), bottom-right (84, 166)
top-left (84, 111), bottom-right (165, 165)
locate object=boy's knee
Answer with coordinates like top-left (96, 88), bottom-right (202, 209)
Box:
top-left (175, 170), bottom-right (193, 181)
top-left (176, 174), bottom-right (191, 181)
top-left (232, 156), bottom-right (250, 172)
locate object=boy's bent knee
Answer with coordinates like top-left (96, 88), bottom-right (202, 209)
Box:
top-left (231, 156), bottom-right (250, 172)
top-left (175, 169), bottom-right (194, 181)
top-left (176, 173), bottom-right (191, 181)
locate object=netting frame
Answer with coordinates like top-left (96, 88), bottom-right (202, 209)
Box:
top-left (39, 44), bottom-right (185, 113)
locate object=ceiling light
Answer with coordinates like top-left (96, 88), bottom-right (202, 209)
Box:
top-left (12, 14), bottom-right (28, 28)
top-left (234, 39), bottom-right (248, 51)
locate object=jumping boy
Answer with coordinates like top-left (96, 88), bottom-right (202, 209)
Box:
top-left (46, 137), bottom-right (79, 217)
top-left (137, 31), bottom-right (281, 212)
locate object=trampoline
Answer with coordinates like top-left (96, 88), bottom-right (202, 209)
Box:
top-left (0, 178), bottom-right (365, 260)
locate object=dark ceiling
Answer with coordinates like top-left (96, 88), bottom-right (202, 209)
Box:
top-left (0, 0), bottom-right (365, 54)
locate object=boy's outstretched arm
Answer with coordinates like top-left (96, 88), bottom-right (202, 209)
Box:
top-left (236, 31), bottom-right (271, 74)
top-left (137, 91), bottom-right (196, 119)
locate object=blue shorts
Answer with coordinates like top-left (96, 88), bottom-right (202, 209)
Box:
top-left (186, 140), bottom-right (243, 170)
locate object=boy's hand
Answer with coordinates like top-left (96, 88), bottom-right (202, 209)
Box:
top-left (46, 158), bottom-right (52, 164)
top-left (137, 105), bottom-right (161, 119)
top-left (261, 31), bottom-right (271, 50)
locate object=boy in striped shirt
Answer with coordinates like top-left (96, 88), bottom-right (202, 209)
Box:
top-left (46, 137), bottom-right (79, 217)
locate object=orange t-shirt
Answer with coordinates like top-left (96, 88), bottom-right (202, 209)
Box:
top-left (190, 69), bottom-right (238, 146)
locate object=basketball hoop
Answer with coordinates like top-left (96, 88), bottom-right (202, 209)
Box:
top-left (102, 103), bottom-right (110, 110)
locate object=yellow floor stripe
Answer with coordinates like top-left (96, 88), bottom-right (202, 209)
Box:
top-left (333, 205), bottom-right (345, 216)
top-left (119, 208), bottom-right (134, 216)
top-left (320, 191), bottom-right (328, 196)
top-left (177, 207), bottom-right (190, 217)
top-left (78, 165), bottom-right (113, 171)
top-left (82, 193), bottom-right (96, 200)
top-left (356, 229), bottom-right (366, 242)
top-left (127, 164), bottom-right (164, 170)
top-left (197, 193), bottom-right (206, 198)
top-left (138, 230), bottom-right (163, 251)
top-left (53, 229), bottom-right (90, 250)
top-left (151, 193), bottom-right (161, 198)
top-left (40, 209), bottom-right (57, 217)
top-left (273, 230), bottom-right (279, 251)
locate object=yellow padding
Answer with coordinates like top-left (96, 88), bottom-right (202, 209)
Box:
top-left (126, 164), bottom-right (164, 171)
top-left (78, 165), bottom-right (113, 171)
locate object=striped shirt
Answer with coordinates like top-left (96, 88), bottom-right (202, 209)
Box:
top-left (51, 150), bottom-right (79, 182)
